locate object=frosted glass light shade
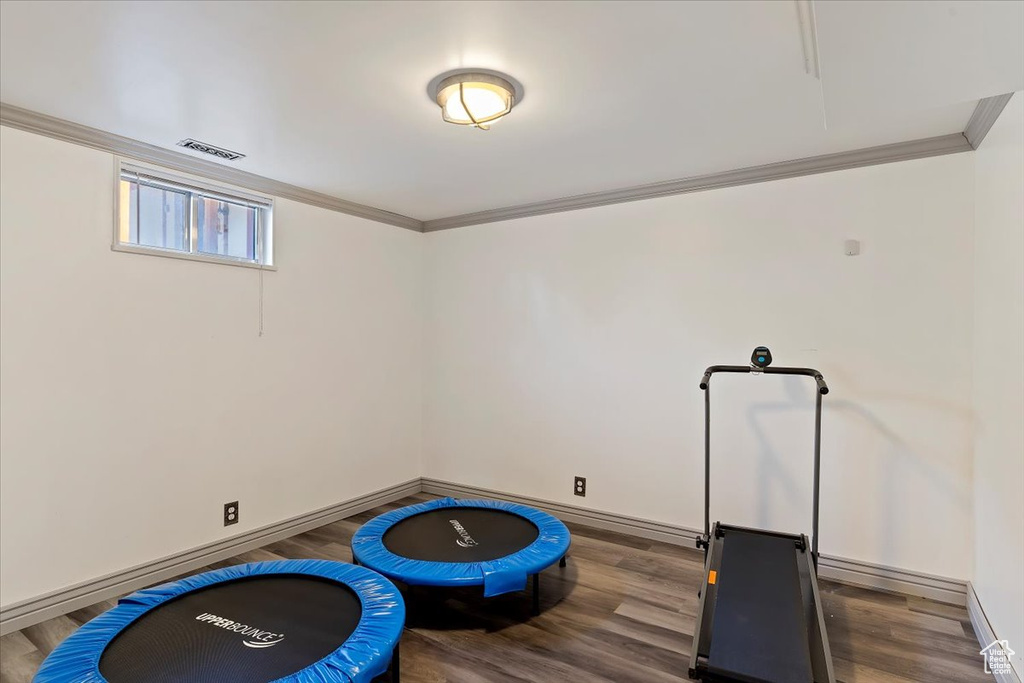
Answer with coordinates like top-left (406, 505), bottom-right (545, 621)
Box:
top-left (435, 72), bottom-right (516, 130)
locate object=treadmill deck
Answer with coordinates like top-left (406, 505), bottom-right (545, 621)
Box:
top-left (690, 523), bottom-right (834, 683)
top-left (707, 529), bottom-right (813, 682)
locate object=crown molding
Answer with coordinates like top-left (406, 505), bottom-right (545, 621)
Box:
top-left (421, 132), bottom-right (972, 231)
top-left (964, 93), bottom-right (1016, 150)
top-left (0, 102), bottom-right (423, 232)
top-left (4, 95), bottom-right (1015, 234)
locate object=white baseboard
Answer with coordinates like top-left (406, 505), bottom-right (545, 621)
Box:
top-left (422, 477), bottom-right (968, 606)
top-left (0, 478), bottom-right (420, 636)
top-left (1, 475), bottom-right (977, 637)
top-left (967, 582), bottom-right (1023, 683)
top-left (818, 555), bottom-right (967, 606)
top-left (421, 477), bottom-right (704, 546)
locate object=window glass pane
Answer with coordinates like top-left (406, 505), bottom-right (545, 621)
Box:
top-left (196, 197), bottom-right (257, 261)
top-left (122, 180), bottom-right (188, 251)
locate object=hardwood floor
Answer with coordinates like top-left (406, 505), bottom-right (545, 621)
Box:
top-left (1, 494), bottom-right (990, 682)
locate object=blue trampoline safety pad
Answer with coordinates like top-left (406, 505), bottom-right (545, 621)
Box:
top-left (33, 559), bottom-right (405, 683)
top-left (351, 498), bottom-right (572, 597)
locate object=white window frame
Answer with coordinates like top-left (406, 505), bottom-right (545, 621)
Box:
top-left (113, 158), bottom-right (275, 270)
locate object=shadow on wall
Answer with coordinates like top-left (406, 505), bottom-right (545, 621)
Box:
top-left (745, 373), bottom-right (972, 563)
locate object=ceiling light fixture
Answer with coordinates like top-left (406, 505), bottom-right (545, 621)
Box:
top-left (433, 70), bottom-right (519, 130)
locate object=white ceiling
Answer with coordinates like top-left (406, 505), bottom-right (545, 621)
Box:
top-left (1, 1), bottom-right (1021, 221)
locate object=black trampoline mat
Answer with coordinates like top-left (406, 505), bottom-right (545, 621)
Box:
top-left (99, 575), bottom-right (362, 683)
top-left (383, 507), bottom-right (540, 563)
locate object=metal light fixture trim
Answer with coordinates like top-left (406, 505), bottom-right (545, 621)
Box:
top-left (435, 72), bottom-right (517, 130)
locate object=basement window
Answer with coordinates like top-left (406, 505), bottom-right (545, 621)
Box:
top-left (115, 161), bottom-right (274, 269)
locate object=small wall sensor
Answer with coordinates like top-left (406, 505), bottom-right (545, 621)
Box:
top-left (844, 239), bottom-right (861, 256)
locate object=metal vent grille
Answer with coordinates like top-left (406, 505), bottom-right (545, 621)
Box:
top-left (177, 139), bottom-right (245, 161)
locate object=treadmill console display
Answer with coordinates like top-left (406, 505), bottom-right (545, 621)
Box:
top-left (751, 346), bottom-right (773, 369)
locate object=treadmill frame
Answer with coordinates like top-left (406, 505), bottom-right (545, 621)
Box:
top-left (689, 362), bottom-right (836, 683)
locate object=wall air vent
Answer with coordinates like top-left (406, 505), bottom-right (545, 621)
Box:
top-left (177, 139), bottom-right (246, 161)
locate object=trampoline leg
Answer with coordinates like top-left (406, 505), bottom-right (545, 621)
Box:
top-left (559, 555), bottom-right (567, 568)
top-left (391, 641), bottom-right (400, 683)
top-left (532, 573), bottom-right (540, 616)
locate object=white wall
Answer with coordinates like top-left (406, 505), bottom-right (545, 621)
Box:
top-left (972, 92), bottom-right (1023, 677)
top-left (0, 127), bottom-right (423, 606)
top-left (424, 153), bottom-right (977, 580)
top-left (2, 118), bottom-right (1009, 618)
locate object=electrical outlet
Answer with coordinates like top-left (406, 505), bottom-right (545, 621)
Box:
top-left (224, 501), bottom-right (239, 526)
top-left (574, 476), bottom-right (586, 497)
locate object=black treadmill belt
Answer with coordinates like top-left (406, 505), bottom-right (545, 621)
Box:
top-left (99, 576), bottom-right (362, 683)
top-left (708, 531), bottom-right (814, 683)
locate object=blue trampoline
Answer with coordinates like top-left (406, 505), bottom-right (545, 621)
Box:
top-left (351, 498), bottom-right (571, 614)
top-left (34, 560), bottom-right (405, 683)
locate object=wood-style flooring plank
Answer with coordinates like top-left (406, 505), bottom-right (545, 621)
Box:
top-left (0, 494), bottom-right (990, 683)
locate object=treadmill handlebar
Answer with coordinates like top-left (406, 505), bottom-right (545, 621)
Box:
top-left (700, 365), bottom-right (828, 394)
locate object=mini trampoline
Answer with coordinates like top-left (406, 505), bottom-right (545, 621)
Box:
top-left (351, 498), bottom-right (571, 614)
top-left (34, 560), bottom-right (405, 683)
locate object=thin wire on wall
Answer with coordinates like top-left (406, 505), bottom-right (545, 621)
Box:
top-left (258, 266), bottom-right (265, 337)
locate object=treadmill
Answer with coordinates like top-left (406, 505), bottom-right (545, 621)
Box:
top-left (689, 347), bottom-right (836, 683)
